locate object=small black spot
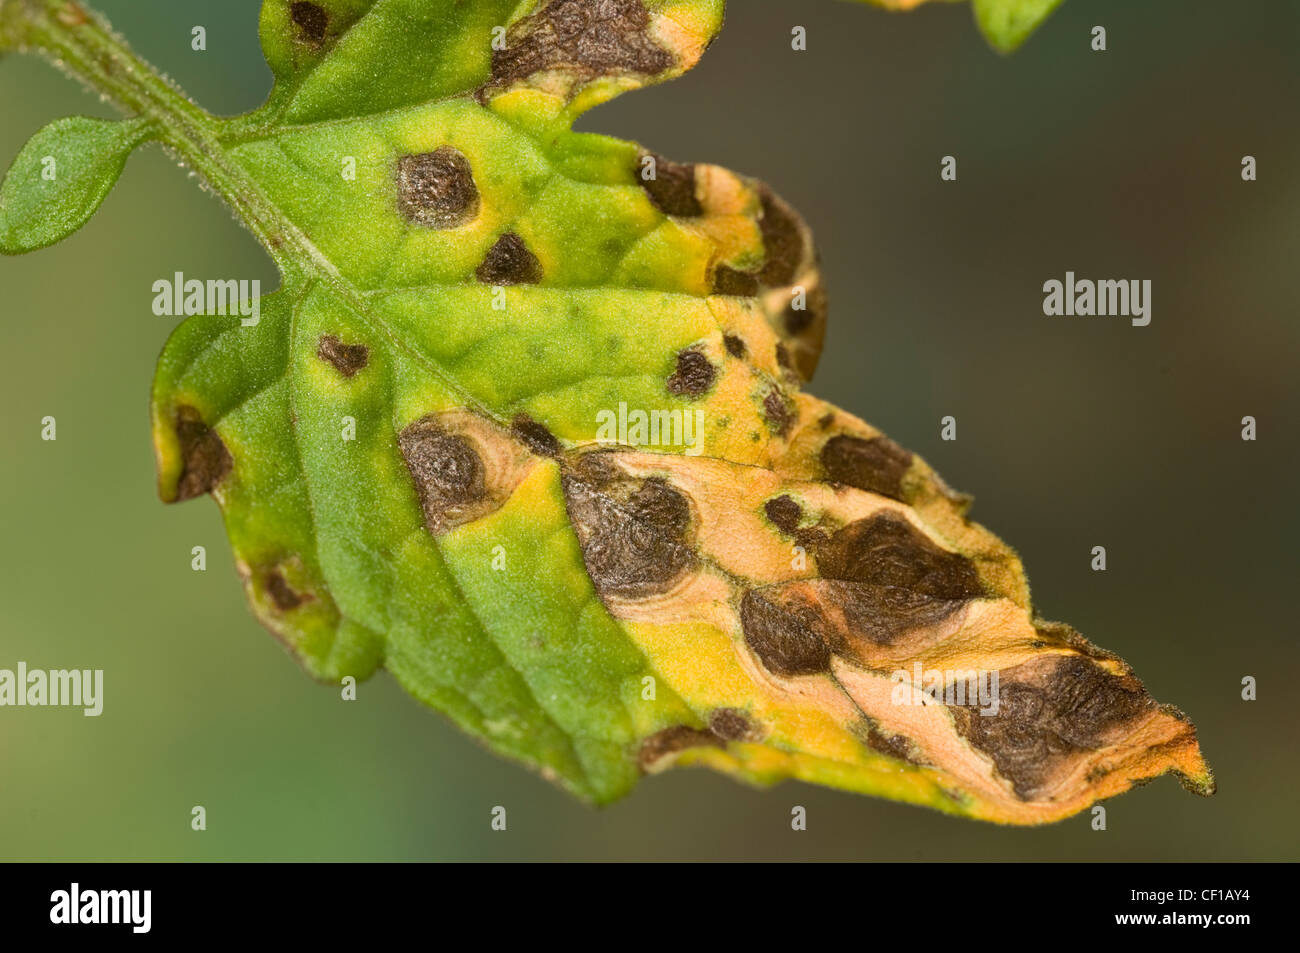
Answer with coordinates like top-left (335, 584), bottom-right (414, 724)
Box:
top-left (511, 413), bottom-right (561, 457)
top-left (316, 333), bottom-right (369, 378)
top-left (817, 413), bottom-right (835, 430)
top-left (764, 495), bottom-right (802, 535)
top-left (638, 725), bottom-right (722, 768)
top-left (486, 0), bottom-right (673, 98)
top-left (640, 153), bottom-right (702, 216)
top-left (265, 570), bottom-right (310, 611)
top-left (712, 265), bottom-right (759, 297)
top-left (562, 455), bottom-right (696, 600)
top-left (762, 387), bottom-right (794, 438)
top-left (398, 417), bottom-right (487, 532)
top-left (756, 187), bottom-right (806, 288)
top-left (476, 232), bottom-right (542, 285)
top-left (397, 147), bottom-right (480, 229)
top-left (723, 334), bottom-right (747, 358)
top-left (775, 342), bottom-right (793, 371)
top-left (666, 348), bottom-right (716, 398)
top-left (814, 512), bottom-right (982, 600)
top-left (174, 405), bottom-right (232, 501)
top-left (708, 708), bottom-right (755, 742)
top-left (289, 1), bottom-right (328, 45)
top-left (739, 590), bottom-right (831, 677)
top-left (821, 434), bottom-right (914, 502)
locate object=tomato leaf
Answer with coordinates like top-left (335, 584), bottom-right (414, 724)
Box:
top-left (4, 0), bottom-right (1208, 824)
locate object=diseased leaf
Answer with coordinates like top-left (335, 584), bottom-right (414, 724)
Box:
top-left (0, 115), bottom-right (150, 253)
top-left (7, 0), bottom-right (1207, 824)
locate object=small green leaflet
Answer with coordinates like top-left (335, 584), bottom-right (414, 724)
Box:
top-left (0, 115), bottom-right (151, 253)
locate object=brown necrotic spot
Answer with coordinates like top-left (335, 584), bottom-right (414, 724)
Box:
top-left (712, 265), bottom-right (759, 297)
top-left (739, 590), bottom-right (831, 677)
top-left (825, 580), bottom-right (968, 648)
top-left (511, 413), bottom-right (560, 457)
top-left (640, 153), bottom-right (701, 217)
top-left (764, 494), bottom-right (802, 535)
top-left (955, 656), bottom-right (1157, 800)
top-left (396, 147), bottom-right (479, 229)
top-left (399, 417), bottom-right (486, 531)
top-left (316, 334), bottom-right (368, 378)
top-left (756, 188), bottom-right (806, 288)
top-left (814, 512), bottom-right (982, 600)
top-left (476, 232), bottom-right (542, 285)
top-left (762, 387), bottom-right (794, 438)
top-left (289, 1), bottom-right (328, 44)
top-left (707, 708), bottom-right (756, 742)
top-left (723, 334), bottom-right (747, 358)
top-left (864, 722), bottom-right (920, 765)
top-left (666, 347), bottom-right (716, 398)
top-left (264, 569), bottom-right (309, 611)
top-left (638, 725), bottom-right (721, 769)
top-left (173, 405), bottom-right (232, 501)
top-left (561, 454), bottom-right (696, 600)
top-left (821, 434), bottom-right (914, 502)
top-left (487, 0), bottom-right (673, 95)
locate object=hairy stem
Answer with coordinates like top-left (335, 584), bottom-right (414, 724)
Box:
top-left (0, 0), bottom-right (317, 276)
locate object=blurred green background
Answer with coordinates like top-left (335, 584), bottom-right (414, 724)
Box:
top-left (2, 0), bottom-right (1297, 861)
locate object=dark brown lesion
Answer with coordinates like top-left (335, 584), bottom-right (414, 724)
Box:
top-left (665, 347), bottom-right (716, 398)
top-left (739, 590), bottom-right (831, 677)
top-left (396, 147), bottom-right (480, 229)
top-left (708, 707), bottom-right (760, 742)
top-left (638, 724), bottom-right (721, 769)
top-left (484, 0), bottom-right (674, 100)
top-left (756, 187), bottom-right (808, 288)
top-left (762, 387), bottom-right (794, 438)
top-left (813, 512), bottom-right (982, 601)
top-left (763, 495), bottom-right (803, 535)
top-left (316, 333), bottom-right (369, 378)
top-left (821, 434), bottom-right (914, 502)
top-left (823, 579), bottom-right (968, 649)
top-left (561, 453), bottom-right (697, 600)
top-left (511, 413), bottom-right (561, 457)
top-left (639, 153), bottom-right (702, 217)
top-left (476, 232), bottom-right (542, 285)
top-left (173, 405), bottom-right (232, 501)
top-left (264, 569), bottom-right (311, 611)
top-left (711, 265), bottom-right (759, 297)
top-left (862, 720), bottom-right (923, 765)
top-left (723, 334), bottom-right (747, 358)
top-left (398, 417), bottom-right (487, 532)
top-left (289, 1), bottom-right (328, 45)
top-left (953, 655), bottom-right (1159, 800)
